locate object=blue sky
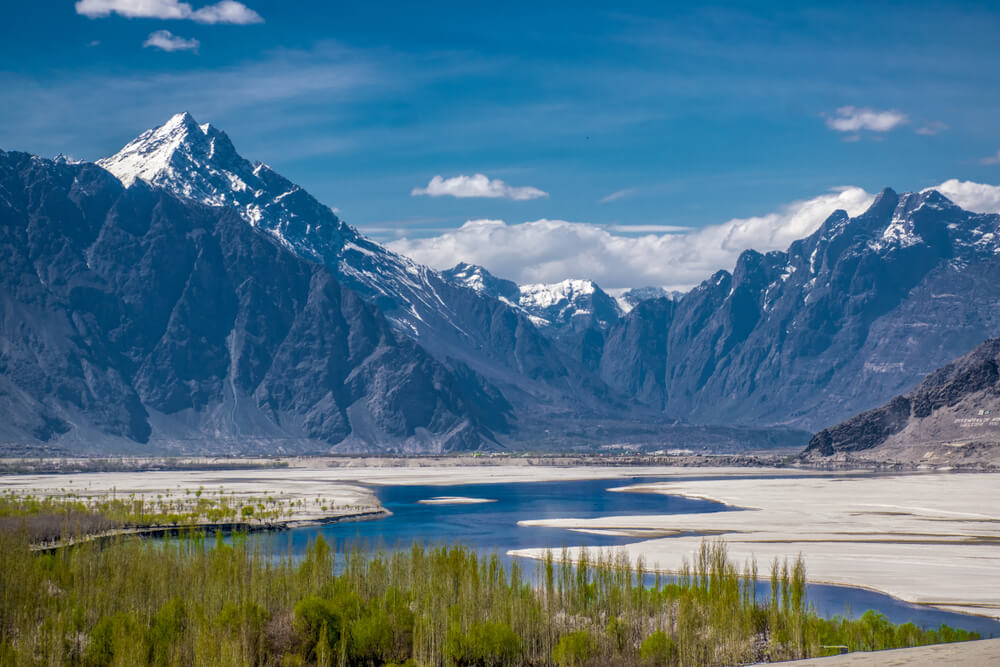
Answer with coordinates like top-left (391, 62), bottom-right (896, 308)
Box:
top-left (2, 1), bottom-right (999, 288)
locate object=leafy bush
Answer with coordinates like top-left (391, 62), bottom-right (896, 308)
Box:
top-left (640, 630), bottom-right (677, 665)
top-left (552, 630), bottom-right (596, 667)
top-left (445, 620), bottom-right (522, 666)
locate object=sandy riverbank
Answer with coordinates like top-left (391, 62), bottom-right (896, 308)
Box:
top-left (509, 473), bottom-right (1000, 619)
top-left (761, 637), bottom-right (1000, 665)
top-left (417, 496), bottom-right (497, 504)
top-left (0, 468), bottom-right (383, 525)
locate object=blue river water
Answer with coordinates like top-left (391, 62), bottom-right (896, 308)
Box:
top-left (244, 475), bottom-right (1000, 637)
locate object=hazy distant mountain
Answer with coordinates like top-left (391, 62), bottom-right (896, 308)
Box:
top-left (0, 150), bottom-right (509, 454)
top-left (442, 264), bottom-right (626, 371)
top-left (803, 339), bottom-right (1000, 467)
top-left (598, 188), bottom-right (1000, 431)
top-left (607, 286), bottom-right (684, 313)
top-left (443, 263), bottom-right (621, 334)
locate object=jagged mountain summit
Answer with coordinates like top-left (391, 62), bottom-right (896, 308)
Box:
top-left (598, 187), bottom-right (1000, 431)
top-left (0, 150), bottom-right (509, 454)
top-left (98, 113), bottom-right (617, 427)
top-left (442, 264), bottom-right (628, 372)
top-left (98, 112), bottom-right (350, 263)
top-left (802, 338), bottom-right (1000, 468)
top-left (442, 263), bottom-right (622, 335)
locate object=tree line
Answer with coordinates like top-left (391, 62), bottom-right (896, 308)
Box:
top-left (0, 527), bottom-right (979, 666)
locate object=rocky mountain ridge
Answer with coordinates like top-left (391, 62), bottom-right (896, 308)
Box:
top-left (0, 150), bottom-right (509, 454)
top-left (802, 338), bottom-right (1000, 467)
top-left (6, 112), bottom-right (1000, 454)
top-left (98, 114), bottom-right (609, 425)
top-left (596, 188), bottom-right (1000, 431)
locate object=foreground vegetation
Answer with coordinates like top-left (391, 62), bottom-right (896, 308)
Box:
top-left (0, 527), bottom-right (980, 667)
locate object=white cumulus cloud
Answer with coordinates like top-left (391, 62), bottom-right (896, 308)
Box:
top-left (929, 179), bottom-right (1000, 214)
top-left (389, 186), bottom-right (876, 290)
top-left (825, 106), bottom-right (908, 133)
top-left (143, 29), bottom-right (199, 52)
top-left (411, 174), bottom-right (548, 201)
top-left (76, 0), bottom-right (262, 24)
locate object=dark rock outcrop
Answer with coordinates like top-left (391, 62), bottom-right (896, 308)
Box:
top-left (803, 339), bottom-right (1000, 466)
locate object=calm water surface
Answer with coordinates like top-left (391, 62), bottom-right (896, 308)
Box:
top-left (245, 475), bottom-right (1000, 637)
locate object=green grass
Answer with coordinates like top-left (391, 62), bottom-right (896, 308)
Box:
top-left (0, 530), bottom-right (980, 666)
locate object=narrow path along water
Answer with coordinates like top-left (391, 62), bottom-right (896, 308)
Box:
top-left (244, 475), bottom-right (1000, 637)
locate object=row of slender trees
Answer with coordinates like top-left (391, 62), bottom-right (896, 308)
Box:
top-left (0, 528), bottom-right (979, 666)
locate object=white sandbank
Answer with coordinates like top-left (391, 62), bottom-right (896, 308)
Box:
top-left (759, 637), bottom-right (1000, 666)
top-left (510, 473), bottom-right (1000, 619)
top-left (417, 496), bottom-right (496, 505)
top-left (0, 468), bottom-right (382, 524)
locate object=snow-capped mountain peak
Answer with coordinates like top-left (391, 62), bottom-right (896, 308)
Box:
top-left (99, 111), bottom-right (206, 188)
top-left (443, 262), bottom-right (521, 304)
top-left (98, 112), bottom-right (349, 261)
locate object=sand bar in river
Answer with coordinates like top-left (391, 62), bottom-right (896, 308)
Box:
top-left (510, 473), bottom-right (1000, 619)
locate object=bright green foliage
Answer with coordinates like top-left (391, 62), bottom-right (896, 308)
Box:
top-left (150, 598), bottom-right (188, 665)
top-left (639, 631), bottom-right (677, 665)
top-left (444, 620), bottom-right (521, 666)
top-left (0, 531), bottom-right (981, 667)
top-left (551, 630), bottom-right (595, 666)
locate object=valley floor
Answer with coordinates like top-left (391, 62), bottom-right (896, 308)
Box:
top-left (3, 461), bottom-right (997, 622)
top-left (762, 637), bottom-right (1000, 666)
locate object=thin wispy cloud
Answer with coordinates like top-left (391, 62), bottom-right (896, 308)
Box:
top-left (143, 30), bottom-right (199, 52)
top-left (76, 0), bottom-right (263, 24)
top-left (389, 186), bottom-right (877, 290)
top-left (0, 43), bottom-right (378, 159)
top-left (980, 150), bottom-right (1000, 166)
top-left (599, 187), bottom-right (638, 203)
top-left (915, 121), bottom-right (949, 136)
top-left (825, 106), bottom-right (908, 133)
top-left (411, 174), bottom-right (548, 201)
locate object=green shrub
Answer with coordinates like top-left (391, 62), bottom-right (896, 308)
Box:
top-left (445, 620), bottom-right (522, 666)
top-left (640, 630), bottom-right (677, 665)
top-left (85, 612), bottom-right (146, 667)
top-left (552, 630), bottom-right (596, 667)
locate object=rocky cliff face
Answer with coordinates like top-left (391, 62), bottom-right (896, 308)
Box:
top-left (598, 188), bottom-right (1000, 431)
top-left (802, 339), bottom-right (1000, 467)
top-left (0, 150), bottom-right (509, 454)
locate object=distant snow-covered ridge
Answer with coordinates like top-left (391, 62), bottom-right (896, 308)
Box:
top-left (441, 262), bottom-right (681, 335)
